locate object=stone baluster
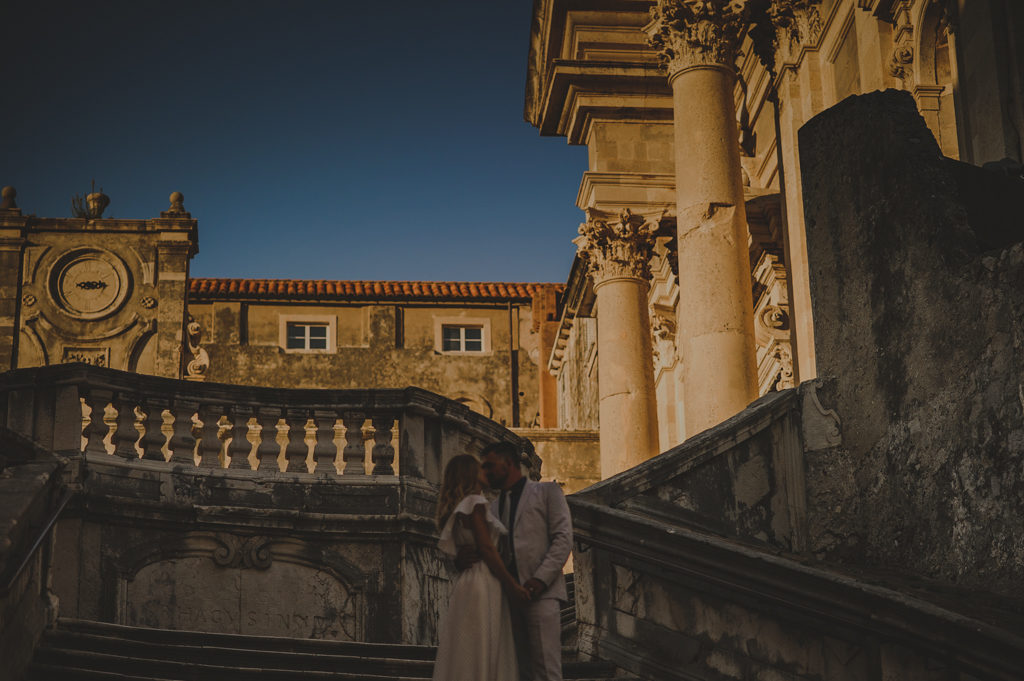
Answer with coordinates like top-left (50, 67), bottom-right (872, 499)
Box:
top-left (284, 409), bottom-right (310, 473)
top-left (342, 412), bottom-right (366, 475)
top-left (139, 397), bottom-right (169, 461)
top-left (312, 409), bottom-right (339, 474)
top-left (82, 388), bottom-right (113, 456)
top-left (111, 392), bottom-right (141, 460)
top-left (197, 404), bottom-right (224, 468)
top-left (168, 399), bottom-right (198, 466)
top-left (397, 410), bottom-right (427, 479)
top-left (255, 407), bottom-right (282, 472)
top-left (227, 405), bottom-right (253, 470)
top-left (371, 415), bottom-right (396, 475)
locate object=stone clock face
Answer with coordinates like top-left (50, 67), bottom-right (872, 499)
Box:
top-left (49, 249), bottom-right (130, 320)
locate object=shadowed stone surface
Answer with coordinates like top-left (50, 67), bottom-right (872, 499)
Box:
top-left (800, 89), bottom-right (1024, 597)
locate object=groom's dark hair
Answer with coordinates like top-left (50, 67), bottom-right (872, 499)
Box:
top-left (481, 441), bottom-right (520, 465)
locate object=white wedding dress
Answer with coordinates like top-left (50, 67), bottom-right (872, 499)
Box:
top-left (433, 493), bottom-right (519, 681)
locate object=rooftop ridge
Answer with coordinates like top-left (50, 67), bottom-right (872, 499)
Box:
top-left (188, 277), bottom-right (565, 301)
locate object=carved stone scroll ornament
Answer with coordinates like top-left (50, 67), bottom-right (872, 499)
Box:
top-left (646, 0), bottom-right (752, 75)
top-left (185, 316), bottom-right (210, 381)
top-left (211, 534), bottom-right (273, 570)
top-left (573, 209), bottom-right (660, 288)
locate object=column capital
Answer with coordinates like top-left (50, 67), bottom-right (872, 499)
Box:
top-left (574, 208), bottom-right (660, 288)
top-left (646, 0), bottom-right (752, 77)
top-left (740, 0), bottom-right (825, 75)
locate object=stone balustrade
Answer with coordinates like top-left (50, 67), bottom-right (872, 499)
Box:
top-left (0, 363), bottom-right (537, 482)
top-left (0, 363), bottom-right (537, 646)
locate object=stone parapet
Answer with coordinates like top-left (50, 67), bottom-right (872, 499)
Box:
top-left (0, 363), bottom-right (539, 646)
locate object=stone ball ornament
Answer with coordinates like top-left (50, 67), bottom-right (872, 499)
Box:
top-left (1, 186), bottom-right (16, 209)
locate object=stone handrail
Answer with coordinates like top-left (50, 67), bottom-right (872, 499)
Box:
top-left (0, 363), bottom-right (536, 482)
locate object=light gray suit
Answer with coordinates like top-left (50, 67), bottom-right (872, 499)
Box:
top-left (493, 480), bottom-right (572, 681)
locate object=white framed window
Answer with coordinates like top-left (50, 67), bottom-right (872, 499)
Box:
top-left (287, 323), bottom-right (328, 350)
top-left (433, 316), bottom-right (491, 355)
top-left (442, 325), bottom-right (483, 352)
top-left (278, 314), bottom-right (336, 353)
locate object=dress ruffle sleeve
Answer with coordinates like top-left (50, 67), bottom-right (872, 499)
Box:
top-left (438, 493), bottom-right (507, 556)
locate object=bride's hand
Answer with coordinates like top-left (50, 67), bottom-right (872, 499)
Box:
top-left (507, 582), bottom-right (531, 606)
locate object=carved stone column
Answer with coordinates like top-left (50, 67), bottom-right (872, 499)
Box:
top-left (574, 209), bottom-right (660, 477)
top-left (647, 0), bottom-right (759, 436)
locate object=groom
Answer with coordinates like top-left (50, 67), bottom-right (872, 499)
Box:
top-left (476, 441), bottom-right (573, 681)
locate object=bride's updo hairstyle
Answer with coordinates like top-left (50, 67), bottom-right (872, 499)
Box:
top-left (436, 454), bottom-right (482, 530)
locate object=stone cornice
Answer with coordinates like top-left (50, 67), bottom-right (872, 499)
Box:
top-left (576, 171), bottom-right (676, 212)
top-left (537, 60), bottom-right (672, 138)
top-left (646, 0), bottom-right (752, 77)
top-left (574, 208), bottom-right (661, 288)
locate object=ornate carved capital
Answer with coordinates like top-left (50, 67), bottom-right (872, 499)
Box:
top-left (750, 0), bottom-right (824, 73)
top-left (574, 209), bottom-right (660, 288)
top-left (646, 0), bottom-right (752, 76)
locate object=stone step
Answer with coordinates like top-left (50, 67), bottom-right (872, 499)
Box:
top-left (51, 618), bottom-right (436, 659)
top-left (30, 619), bottom-right (626, 681)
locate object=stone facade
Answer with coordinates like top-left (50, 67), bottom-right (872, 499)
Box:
top-left (1, 191), bottom-right (195, 379)
top-left (527, 0), bottom-right (1024, 473)
top-left (187, 279), bottom-right (557, 430)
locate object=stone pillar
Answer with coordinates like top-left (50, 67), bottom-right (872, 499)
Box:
top-left (574, 209), bottom-right (660, 477)
top-left (647, 1), bottom-right (759, 436)
top-left (0, 188), bottom-right (27, 371)
top-left (152, 193), bottom-right (198, 378)
top-left (532, 284), bottom-right (560, 428)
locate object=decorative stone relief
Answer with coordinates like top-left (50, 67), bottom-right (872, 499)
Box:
top-left (212, 534), bottom-right (273, 570)
top-left (773, 343), bottom-right (795, 390)
top-left (62, 346), bottom-right (110, 367)
top-left (750, 0), bottom-right (825, 73)
top-left (21, 293), bottom-right (36, 307)
top-left (573, 208), bottom-right (660, 288)
top-left (140, 295), bottom-right (157, 309)
top-left (646, 0), bottom-right (751, 75)
top-left (887, 1), bottom-right (916, 84)
top-left (185, 316), bottom-right (210, 381)
top-left (651, 312), bottom-right (678, 371)
top-left (800, 379), bottom-right (842, 451)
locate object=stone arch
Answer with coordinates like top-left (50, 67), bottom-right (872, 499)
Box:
top-left (453, 393), bottom-right (493, 420)
top-left (913, 0), bottom-right (960, 158)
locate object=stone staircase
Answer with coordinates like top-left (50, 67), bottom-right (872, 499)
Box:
top-left (28, 619), bottom-right (629, 681)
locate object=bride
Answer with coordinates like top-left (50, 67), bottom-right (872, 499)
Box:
top-left (433, 454), bottom-right (528, 681)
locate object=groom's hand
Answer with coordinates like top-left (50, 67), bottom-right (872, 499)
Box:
top-left (454, 545), bottom-right (480, 571)
top-left (523, 578), bottom-right (545, 600)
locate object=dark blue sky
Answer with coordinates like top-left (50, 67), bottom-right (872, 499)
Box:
top-left (1, 1), bottom-right (587, 283)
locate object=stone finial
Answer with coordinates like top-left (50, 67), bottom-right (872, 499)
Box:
top-left (646, 0), bottom-right (752, 76)
top-left (1, 186), bottom-right (17, 210)
top-left (574, 208), bottom-right (661, 287)
top-left (85, 190), bottom-right (110, 218)
top-left (168, 191), bottom-right (186, 214)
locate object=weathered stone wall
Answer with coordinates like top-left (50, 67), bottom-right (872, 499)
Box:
top-left (556, 316), bottom-right (599, 430)
top-left (51, 457), bottom-right (451, 645)
top-left (800, 89), bottom-right (1024, 597)
top-left (0, 428), bottom-right (65, 681)
top-left (512, 428), bottom-right (600, 495)
top-left (189, 301), bottom-right (541, 429)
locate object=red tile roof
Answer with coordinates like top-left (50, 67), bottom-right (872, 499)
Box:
top-left (189, 278), bottom-right (563, 302)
